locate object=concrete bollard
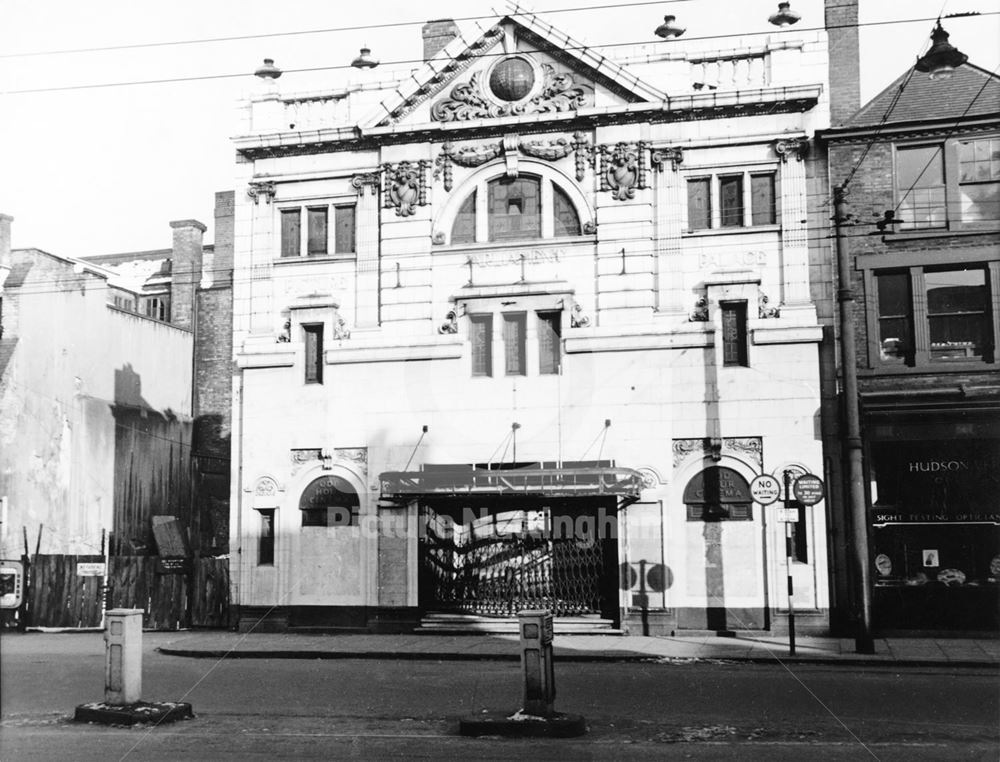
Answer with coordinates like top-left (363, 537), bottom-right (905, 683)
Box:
top-left (458, 608), bottom-right (585, 737)
top-left (104, 608), bottom-right (143, 705)
top-left (518, 609), bottom-right (555, 716)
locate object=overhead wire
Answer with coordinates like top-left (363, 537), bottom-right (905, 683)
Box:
top-left (5, 12), bottom-right (998, 95)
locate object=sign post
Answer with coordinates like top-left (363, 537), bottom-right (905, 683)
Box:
top-left (782, 470), bottom-right (797, 656)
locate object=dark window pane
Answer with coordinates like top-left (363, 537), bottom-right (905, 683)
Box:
top-left (334, 205), bottom-right (355, 253)
top-left (470, 314), bottom-right (493, 377)
top-left (719, 175), bottom-right (744, 228)
top-left (307, 207), bottom-right (328, 256)
top-left (876, 272), bottom-right (913, 363)
top-left (537, 311), bottom-right (561, 375)
top-left (926, 268), bottom-right (988, 360)
top-left (451, 191), bottom-right (477, 244)
top-left (488, 177), bottom-right (541, 241)
top-left (897, 145), bottom-right (945, 229)
top-left (721, 302), bottom-right (748, 366)
top-left (258, 509), bottom-right (275, 565)
top-left (304, 324), bottom-right (323, 384)
top-left (687, 178), bottom-right (711, 229)
top-left (281, 209), bottom-right (301, 257)
top-left (503, 313), bottom-right (526, 375)
top-left (553, 184), bottom-right (581, 236)
top-left (750, 173), bottom-right (775, 225)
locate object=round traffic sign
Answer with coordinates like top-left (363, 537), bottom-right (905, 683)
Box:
top-left (793, 474), bottom-right (825, 506)
top-left (750, 474), bottom-right (781, 505)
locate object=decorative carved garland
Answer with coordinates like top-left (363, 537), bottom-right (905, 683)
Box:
top-left (671, 437), bottom-right (763, 469)
top-left (382, 160), bottom-right (429, 217)
top-left (430, 64), bottom-right (594, 122)
top-left (433, 133), bottom-right (593, 192)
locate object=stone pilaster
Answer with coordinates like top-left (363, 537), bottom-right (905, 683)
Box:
top-left (352, 172), bottom-right (381, 328)
top-left (775, 138), bottom-right (813, 318)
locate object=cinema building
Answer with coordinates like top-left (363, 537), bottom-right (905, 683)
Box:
top-left (228, 10), bottom-right (836, 633)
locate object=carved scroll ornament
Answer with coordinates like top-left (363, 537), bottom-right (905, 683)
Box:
top-left (430, 64), bottom-right (594, 122)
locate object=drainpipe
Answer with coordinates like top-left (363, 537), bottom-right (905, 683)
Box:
top-left (833, 185), bottom-right (874, 654)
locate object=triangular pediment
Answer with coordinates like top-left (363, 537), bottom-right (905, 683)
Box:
top-left (362, 13), bottom-right (666, 130)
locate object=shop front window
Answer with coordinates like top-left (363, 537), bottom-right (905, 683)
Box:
top-left (869, 438), bottom-right (1000, 631)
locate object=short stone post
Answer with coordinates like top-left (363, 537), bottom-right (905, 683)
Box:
top-left (458, 609), bottom-right (585, 737)
top-left (105, 608), bottom-right (143, 704)
top-left (519, 609), bottom-right (555, 716)
top-left (74, 608), bottom-right (193, 725)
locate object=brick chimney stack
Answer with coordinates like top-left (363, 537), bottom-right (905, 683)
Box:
top-left (169, 219), bottom-right (206, 330)
top-left (422, 19), bottom-right (460, 62)
top-left (825, 0), bottom-right (860, 125)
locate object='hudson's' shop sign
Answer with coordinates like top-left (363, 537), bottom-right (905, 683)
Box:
top-left (870, 441), bottom-right (1000, 525)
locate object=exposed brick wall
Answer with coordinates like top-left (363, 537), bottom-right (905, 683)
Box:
top-left (828, 136), bottom-right (1000, 392)
top-left (190, 192), bottom-right (235, 553)
top-left (422, 19), bottom-right (459, 62)
top-left (170, 219), bottom-right (206, 330)
top-left (825, 0), bottom-right (860, 125)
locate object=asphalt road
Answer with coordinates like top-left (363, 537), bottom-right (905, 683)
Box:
top-left (1, 632), bottom-right (997, 760)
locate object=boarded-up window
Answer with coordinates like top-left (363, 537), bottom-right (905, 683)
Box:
top-left (304, 324), bottom-right (323, 384)
top-left (537, 311), bottom-right (561, 375)
top-left (687, 178), bottom-right (711, 230)
top-left (553, 184), bottom-right (581, 236)
top-left (334, 205), bottom-right (356, 253)
top-left (721, 301), bottom-right (748, 367)
top-left (451, 191), bottom-right (477, 244)
top-left (719, 175), bottom-right (744, 227)
top-left (307, 207), bottom-right (328, 256)
top-left (470, 314), bottom-right (493, 377)
top-left (503, 313), bottom-right (527, 375)
top-left (750, 173), bottom-right (776, 225)
top-left (281, 209), bottom-right (301, 257)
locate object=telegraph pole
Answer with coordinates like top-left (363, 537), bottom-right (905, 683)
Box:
top-left (833, 185), bottom-right (875, 654)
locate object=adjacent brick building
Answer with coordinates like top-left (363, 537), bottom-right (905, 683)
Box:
top-left (819, 61), bottom-right (1000, 632)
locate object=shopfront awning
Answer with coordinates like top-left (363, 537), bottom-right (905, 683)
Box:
top-left (379, 466), bottom-right (643, 502)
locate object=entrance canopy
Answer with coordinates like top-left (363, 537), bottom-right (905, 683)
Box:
top-left (379, 465), bottom-right (643, 502)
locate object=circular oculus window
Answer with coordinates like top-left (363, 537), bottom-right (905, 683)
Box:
top-left (489, 56), bottom-right (535, 102)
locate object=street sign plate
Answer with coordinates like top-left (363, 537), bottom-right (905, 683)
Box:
top-left (777, 508), bottom-right (799, 522)
top-left (76, 562), bottom-right (106, 577)
top-left (793, 474), bottom-right (825, 506)
top-left (750, 474), bottom-right (781, 505)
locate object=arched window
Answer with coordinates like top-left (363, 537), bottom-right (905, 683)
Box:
top-left (682, 467), bottom-right (753, 521)
top-left (448, 173), bottom-right (584, 244)
top-left (299, 475), bottom-right (359, 527)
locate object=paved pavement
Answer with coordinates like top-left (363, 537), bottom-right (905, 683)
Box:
top-left (157, 630), bottom-right (1000, 667)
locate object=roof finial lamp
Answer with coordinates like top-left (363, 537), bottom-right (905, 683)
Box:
top-left (654, 15), bottom-right (685, 40)
top-left (351, 46), bottom-right (379, 69)
top-left (768, 2), bottom-right (801, 27)
top-left (915, 21), bottom-right (968, 80)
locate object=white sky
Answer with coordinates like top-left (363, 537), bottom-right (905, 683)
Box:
top-left (1, 0), bottom-right (997, 258)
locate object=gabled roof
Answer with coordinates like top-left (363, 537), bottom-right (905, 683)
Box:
top-left (838, 63), bottom-right (1000, 130)
top-left (361, 9), bottom-right (667, 129)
